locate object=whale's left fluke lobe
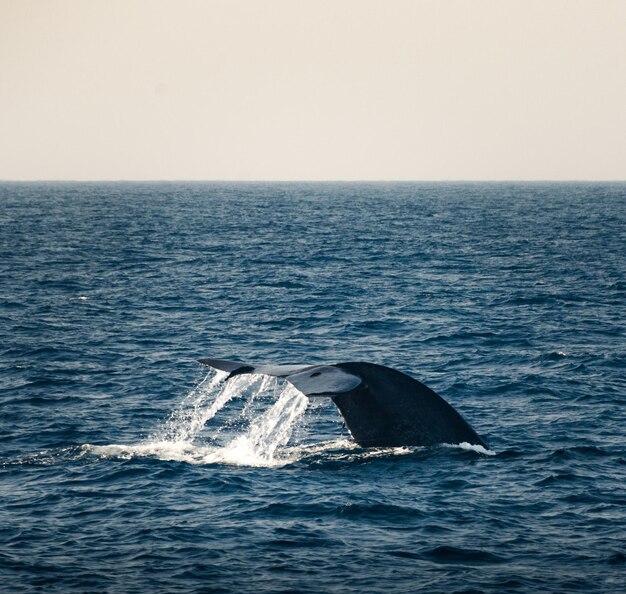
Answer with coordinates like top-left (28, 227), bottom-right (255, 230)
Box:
top-left (197, 358), bottom-right (486, 449)
top-left (198, 358), bottom-right (310, 380)
top-left (197, 358), bottom-right (253, 376)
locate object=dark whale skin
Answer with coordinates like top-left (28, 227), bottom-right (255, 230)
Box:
top-left (198, 358), bottom-right (486, 448)
top-left (333, 362), bottom-right (485, 448)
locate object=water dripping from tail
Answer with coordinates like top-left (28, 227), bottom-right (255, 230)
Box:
top-left (84, 370), bottom-right (311, 467)
top-left (158, 370), bottom-right (274, 443)
top-left (220, 383), bottom-right (309, 466)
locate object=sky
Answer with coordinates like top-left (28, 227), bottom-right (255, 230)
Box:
top-left (1, 0), bottom-right (624, 181)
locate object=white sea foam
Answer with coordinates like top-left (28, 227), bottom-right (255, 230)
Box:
top-left (83, 436), bottom-right (418, 468)
top-left (445, 442), bottom-right (496, 456)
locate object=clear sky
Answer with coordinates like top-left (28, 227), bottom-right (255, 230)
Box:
top-left (1, 0), bottom-right (624, 181)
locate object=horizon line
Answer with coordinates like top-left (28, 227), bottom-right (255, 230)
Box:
top-left (1, 179), bottom-right (625, 184)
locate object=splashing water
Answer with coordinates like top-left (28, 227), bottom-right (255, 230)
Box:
top-left (223, 382), bottom-right (309, 465)
top-left (158, 371), bottom-right (275, 443)
top-left (86, 371), bottom-right (311, 467)
top-left (445, 442), bottom-right (496, 456)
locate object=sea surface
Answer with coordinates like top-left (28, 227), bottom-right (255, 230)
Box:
top-left (1, 182), bottom-right (625, 593)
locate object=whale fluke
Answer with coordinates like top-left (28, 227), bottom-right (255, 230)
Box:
top-left (197, 358), bottom-right (486, 448)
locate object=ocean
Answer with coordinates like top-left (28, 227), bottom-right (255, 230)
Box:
top-left (1, 182), bottom-right (624, 593)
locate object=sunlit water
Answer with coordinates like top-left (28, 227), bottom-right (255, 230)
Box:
top-left (1, 182), bottom-right (625, 593)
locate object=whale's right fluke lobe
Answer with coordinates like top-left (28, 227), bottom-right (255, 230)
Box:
top-left (197, 358), bottom-right (486, 448)
top-left (332, 362), bottom-right (486, 448)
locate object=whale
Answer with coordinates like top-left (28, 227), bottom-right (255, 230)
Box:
top-left (198, 358), bottom-right (486, 448)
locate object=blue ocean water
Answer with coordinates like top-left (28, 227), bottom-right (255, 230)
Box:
top-left (1, 181), bottom-right (625, 593)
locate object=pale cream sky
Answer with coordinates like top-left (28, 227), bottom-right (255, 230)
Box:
top-left (1, 0), bottom-right (624, 180)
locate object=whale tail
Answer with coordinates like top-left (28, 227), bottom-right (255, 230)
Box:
top-left (198, 358), bottom-right (486, 448)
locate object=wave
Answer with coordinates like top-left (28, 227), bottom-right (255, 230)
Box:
top-left (444, 442), bottom-right (496, 456)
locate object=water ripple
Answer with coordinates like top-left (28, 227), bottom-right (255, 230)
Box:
top-left (1, 182), bottom-right (625, 593)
